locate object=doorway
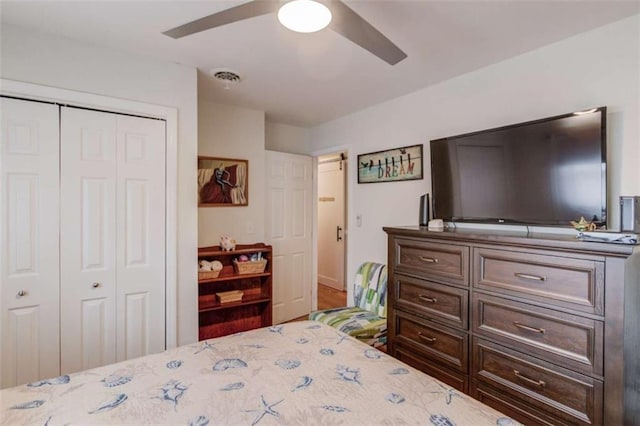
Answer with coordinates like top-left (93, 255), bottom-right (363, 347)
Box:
top-left (317, 152), bottom-right (347, 309)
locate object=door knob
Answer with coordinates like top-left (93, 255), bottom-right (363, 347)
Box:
top-left (92, 282), bottom-right (101, 288)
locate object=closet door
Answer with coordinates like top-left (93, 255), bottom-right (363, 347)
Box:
top-left (116, 115), bottom-right (165, 361)
top-left (60, 108), bottom-right (166, 374)
top-left (1, 97), bottom-right (60, 388)
top-left (60, 107), bottom-right (117, 374)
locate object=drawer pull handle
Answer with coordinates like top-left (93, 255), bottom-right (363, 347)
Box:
top-left (513, 370), bottom-right (546, 389)
top-left (513, 322), bottom-right (545, 334)
top-left (417, 333), bottom-right (437, 344)
top-left (514, 272), bottom-right (546, 282)
top-left (17, 290), bottom-right (28, 297)
top-left (419, 295), bottom-right (437, 303)
top-left (420, 256), bottom-right (439, 264)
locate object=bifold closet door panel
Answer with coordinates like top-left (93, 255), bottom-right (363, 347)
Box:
top-left (115, 115), bottom-right (166, 361)
top-left (0, 98), bottom-right (61, 388)
top-left (60, 107), bottom-right (117, 375)
top-left (60, 107), bottom-right (166, 374)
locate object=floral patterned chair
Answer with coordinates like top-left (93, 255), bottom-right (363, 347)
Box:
top-left (309, 262), bottom-right (387, 348)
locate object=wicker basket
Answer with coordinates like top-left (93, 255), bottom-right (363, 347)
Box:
top-left (198, 269), bottom-right (220, 280)
top-left (216, 290), bottom-right (244, 304)
top-left (233, 259), bottom-right (267, 275)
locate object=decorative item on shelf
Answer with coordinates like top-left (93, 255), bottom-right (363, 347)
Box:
top-left (199, 259), bottom-right (223, 279)
top-left (233, 252), bottom-right (267, 275)
top-left (427, 218), bottom-right (444, 230)
top-left (571, 216), bottom-right (597, 232)
top-left (220, 236), bottom-right (236, 251)
top-left (216, 290), bottom-right (244, 304)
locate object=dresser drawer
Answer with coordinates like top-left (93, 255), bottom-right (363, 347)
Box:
top-left (473, 338), bottom-right (603, 425)
top-left (472, 382), bottom-right (572, 426)
top-left (394, 238), bottom-right (469, 286)
top-left (473, 293), bottom-right (603, 376)
top-left (395, 344), bottom-right (468, 393)
top-left (474, 247), bottom-right (604, 314)
top-left (395, 274), bottom-right (468, 329)
top-left (394, 310), bottom-right (468, 373)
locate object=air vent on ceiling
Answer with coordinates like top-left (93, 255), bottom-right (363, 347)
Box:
top-left (210, 68), bottom-right (241, 89)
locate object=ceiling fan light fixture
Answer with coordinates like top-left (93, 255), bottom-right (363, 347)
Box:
top-left (277, 0), bottom-right (332, 33)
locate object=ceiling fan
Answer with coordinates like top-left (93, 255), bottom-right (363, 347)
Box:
top-left (163, 0), bottom-right (407, 65)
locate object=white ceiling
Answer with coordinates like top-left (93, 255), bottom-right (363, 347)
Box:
top-left (2, 1), bottom-right (638, 127)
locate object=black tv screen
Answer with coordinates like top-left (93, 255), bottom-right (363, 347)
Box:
top-left (430, 107), bottom-right (607, 227)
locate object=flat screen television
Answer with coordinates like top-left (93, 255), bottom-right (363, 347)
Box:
top-left (430, 107), bottom-right (607, 227)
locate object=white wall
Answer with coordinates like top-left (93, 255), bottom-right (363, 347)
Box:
top-left (265, 121), bottom-right (311, 154)
top-left (198, 100), bottom-right (266, 246)
top-left (310, 15), bottom-right (640, 303)
top-left (0, 24), bottom-right (199, 345)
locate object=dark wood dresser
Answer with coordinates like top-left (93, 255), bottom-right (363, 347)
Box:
top-left (384, 226), bottom-right (639, 425)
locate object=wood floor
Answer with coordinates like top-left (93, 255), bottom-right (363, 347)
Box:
top-left (317, 284), bottom-right (347, 310)
top-left (286, 284), bottom-right (346, 323)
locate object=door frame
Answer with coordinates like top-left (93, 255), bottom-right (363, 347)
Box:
top-left (0, 79), bottom-right (179, 349)
top-left (317, 153), bottom-right (347, 291)
top-left (310, 145), bottom-right (350, 309)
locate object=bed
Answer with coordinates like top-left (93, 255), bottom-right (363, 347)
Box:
top-left (1, 321), bottom-right (519, 425)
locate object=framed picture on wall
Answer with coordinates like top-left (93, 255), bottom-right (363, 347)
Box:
top-left (357, 144), bottom-right (423, 183)
top-left (198, 156), bottom-right (249, 206)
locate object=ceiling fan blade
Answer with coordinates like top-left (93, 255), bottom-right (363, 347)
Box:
top-left (163, 0), bottom-right (280, 39)
top-left (328, 0), bottom-right (407, 65)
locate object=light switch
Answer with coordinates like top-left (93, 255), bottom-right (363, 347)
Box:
top-left (356, 214), bottom-right (362, 227)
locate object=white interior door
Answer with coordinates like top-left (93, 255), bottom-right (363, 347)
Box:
top-left (60, 107), bottom-right (118, 374)
top-left (116, 115), bottom-right (166, 361)
top-left (1, 97), bottom-right (60, 388)
top-left (266, 151), bottom-right (313, 324)
top-left (60, 108), bottom-right (166, 374)
top-left (317, 160), bottom-right (346, 291)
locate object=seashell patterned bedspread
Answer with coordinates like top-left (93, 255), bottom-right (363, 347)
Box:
top-left (0, 321), bottom-right (520, 425)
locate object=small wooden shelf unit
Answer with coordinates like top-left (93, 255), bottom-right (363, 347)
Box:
top-left (198, 243), bottom-right (273, 340)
